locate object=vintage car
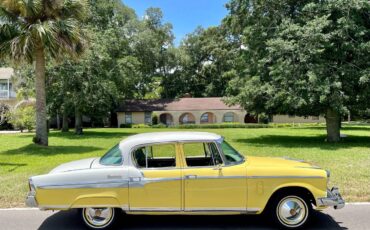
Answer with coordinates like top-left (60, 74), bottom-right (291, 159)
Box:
top-left (26, 132), bottom-right (344, 229)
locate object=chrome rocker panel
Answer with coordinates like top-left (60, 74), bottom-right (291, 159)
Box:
top-left (317, 187), bottom-right (345, 209)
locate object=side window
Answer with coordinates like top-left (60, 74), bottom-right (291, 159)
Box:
top-left (100, 144), bottom-right (122, 165)
top-left (133, 143), bottom-right (176, 168)
top-left (183, 142), bottom-right (223, 167)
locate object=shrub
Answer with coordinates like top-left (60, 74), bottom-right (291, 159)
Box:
top-left (132, 124), bottom-right (150, 128)
top-left (152, 114), bottom-right (158, 125)
top-left (119, 123), bottom-right (132, 128)
top-left (7, 106), bottom-right (35, 132)
top-left (151, 124), bottom-right (167, 128)
top-left (152, 123), bottom-right (271, 129)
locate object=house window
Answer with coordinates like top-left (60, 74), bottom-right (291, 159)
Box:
top-left (200, 113), bottom-right (209, 123)
top-left (0, 80), bottom-right (8, 98)
top-left (223, 112), bottom-right (235, 122)
top-left (145, 112), bottom-right (152, 124)
top-left (125, 112), bottom-right (132, 124)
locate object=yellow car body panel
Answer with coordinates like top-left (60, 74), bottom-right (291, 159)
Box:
top-left (36, 188), bottom-right (128, 209)
top-left (28, 132), bottom-right (340, 215)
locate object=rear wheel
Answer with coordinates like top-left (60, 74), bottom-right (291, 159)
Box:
top-left (272, 194), bottom-right (311, 229)
top-left (81, 207), bottom-right (117, 229)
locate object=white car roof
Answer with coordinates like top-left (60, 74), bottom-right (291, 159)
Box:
top-left (120, 131), bottom-right (222, 149)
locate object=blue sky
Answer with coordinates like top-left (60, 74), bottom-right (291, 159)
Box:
top-left (123, 0), bottom-right (229, 45)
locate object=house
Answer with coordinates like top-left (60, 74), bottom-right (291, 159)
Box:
top-left (0, 68), bottom-right (17, 108)
top-left (116, 97), bottom-right (325, 127)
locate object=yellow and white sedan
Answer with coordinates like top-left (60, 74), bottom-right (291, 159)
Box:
top-left (26, 132), bottom-right (344, 229)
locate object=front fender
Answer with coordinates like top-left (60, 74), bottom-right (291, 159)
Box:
top-left (247, 179), bottom-right (327, 214)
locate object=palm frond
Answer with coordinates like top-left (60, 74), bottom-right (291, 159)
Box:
top-left (60, 0), bottom-right (88, 21)
top-left (0, 0), bottom-right (88, 63)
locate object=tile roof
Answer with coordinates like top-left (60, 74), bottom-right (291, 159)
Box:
top-left (116, 97), bottom-right (242, 112)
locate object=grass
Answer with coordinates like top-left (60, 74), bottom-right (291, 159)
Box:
top-left (0, 126), bottom-right (370, 208)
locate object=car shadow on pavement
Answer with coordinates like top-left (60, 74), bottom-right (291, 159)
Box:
top-left (38, 209), bottom-right (346, 230)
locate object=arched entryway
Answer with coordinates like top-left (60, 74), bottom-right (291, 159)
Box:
top-left (200, 112), bottom-right (216, 124)
top-left (179, 113), bottom-right (196, 124)
top-left (244, 113), bottom-right (258, 123)
top-left (223, 112), bottom-right (236, 122)
top-left (159, 113), bottom-right (174, 125)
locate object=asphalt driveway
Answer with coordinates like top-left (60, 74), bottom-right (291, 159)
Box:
top-left (0, 204), bottom-right (369, 229)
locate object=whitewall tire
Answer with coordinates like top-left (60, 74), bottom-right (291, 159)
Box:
top-left (272, 195), bottom-right (311, 229)
top-left (81, 207), bottom-right (116, 229)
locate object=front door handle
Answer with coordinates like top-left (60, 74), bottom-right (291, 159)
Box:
top-left (185, 175), bottom-right (197, 179)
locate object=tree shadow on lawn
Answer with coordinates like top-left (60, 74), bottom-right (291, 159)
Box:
top-left (298, 126), bottom-right (370, 131)
top-left (1, 144), bottom-right (103, 156)
top-left (235, 135), bottom-right (370, 150)
top-left (16, 129), bottom-right (137, 140)
top-left (0, 162), bottom-right (27, 172)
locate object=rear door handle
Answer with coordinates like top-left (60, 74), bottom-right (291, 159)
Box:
top-left (185, 175), bottom-right (197, 179)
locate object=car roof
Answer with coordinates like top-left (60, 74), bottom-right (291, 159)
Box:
top-left (120, 131), bottom-right (222, 148)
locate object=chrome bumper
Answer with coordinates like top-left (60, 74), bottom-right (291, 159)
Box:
top-left (317, 187), bottom-right (345, 209)
top-left (25, 192), bottom-right (38, 208)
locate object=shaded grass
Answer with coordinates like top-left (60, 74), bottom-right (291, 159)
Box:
top-left (0, 125), bottom-right (369, 208)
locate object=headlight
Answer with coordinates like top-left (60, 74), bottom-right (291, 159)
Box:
top-left (28, 178), bottom-right (36, 192)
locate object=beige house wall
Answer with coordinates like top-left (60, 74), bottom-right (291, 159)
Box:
top-left (156, 110), bottom-right (245, 125)
top-left (117, 111), bottom-right (326, 127)
top-left (117, 112), bottom-right (147, 126)
top-left (272, 115), bottom-right (325, 123)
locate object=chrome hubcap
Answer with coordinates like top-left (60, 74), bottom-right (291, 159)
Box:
top-left (277, 196), bottom-right (307, 226)
top-left (84, 208), bottom-right (114, 227)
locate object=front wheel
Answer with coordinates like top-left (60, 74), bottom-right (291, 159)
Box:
top-left (81, 207), bottom-right (117, 229)
top-left (272, 195), bottom-right (311, 229)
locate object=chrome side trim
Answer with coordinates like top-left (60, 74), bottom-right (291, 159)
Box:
top-left (39, 205), bottom-right (70, 210)
top-left (185, 207), bottom-right (246, 212)
top-left (129, 207), bottom-right (261, 213)
top-left (246, 176), bottom-right (324, 179)
top-left (185, 175), bottom-right (247, 180)
top-left (39, 204), bottom-right (123, 210)
top-left (38, 179), bottom-right (129, 189)
top-left (129, 177), bottom-right (182, 188)
top-left (129, 207), bottom-right (181, 212)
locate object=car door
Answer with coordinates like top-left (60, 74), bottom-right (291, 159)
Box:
top-left (128, 142), bottom-right (182, 211)
top-left (181, 141), bottom-right (247, 212)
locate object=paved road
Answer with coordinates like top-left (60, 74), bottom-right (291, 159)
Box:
top-left (0, 204), bottom-right (369, 230)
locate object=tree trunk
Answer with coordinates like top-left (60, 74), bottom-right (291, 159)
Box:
top-left (56, 112), bottom-right (60, 130)
top-left (34, 47), bottom-right (48, 146)
top-left (62, 110), bottom-right (69, 132)
top-left (326, 108), bottom-right (341, 142)
top-left (75, 107), bottom-right (83, 135)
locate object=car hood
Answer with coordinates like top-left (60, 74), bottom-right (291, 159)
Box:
top-left (49, 157), bottom-right (98, 174)
top-left (246, 156), bottom-right (320, 169)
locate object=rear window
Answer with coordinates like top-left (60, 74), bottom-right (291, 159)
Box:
top-left (100, 144), bottom-right (122, 165)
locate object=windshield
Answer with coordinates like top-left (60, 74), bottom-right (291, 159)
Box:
top-left (220, 141), bottom-right (244, 164)
top-left (100, 144), bottom-right (122, 165)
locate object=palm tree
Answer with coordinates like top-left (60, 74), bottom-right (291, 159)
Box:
top-left (0, 0), bottom-right (88, 146)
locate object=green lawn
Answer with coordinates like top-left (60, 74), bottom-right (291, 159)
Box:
top-left (1, 126), bottom-right (370, 208)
